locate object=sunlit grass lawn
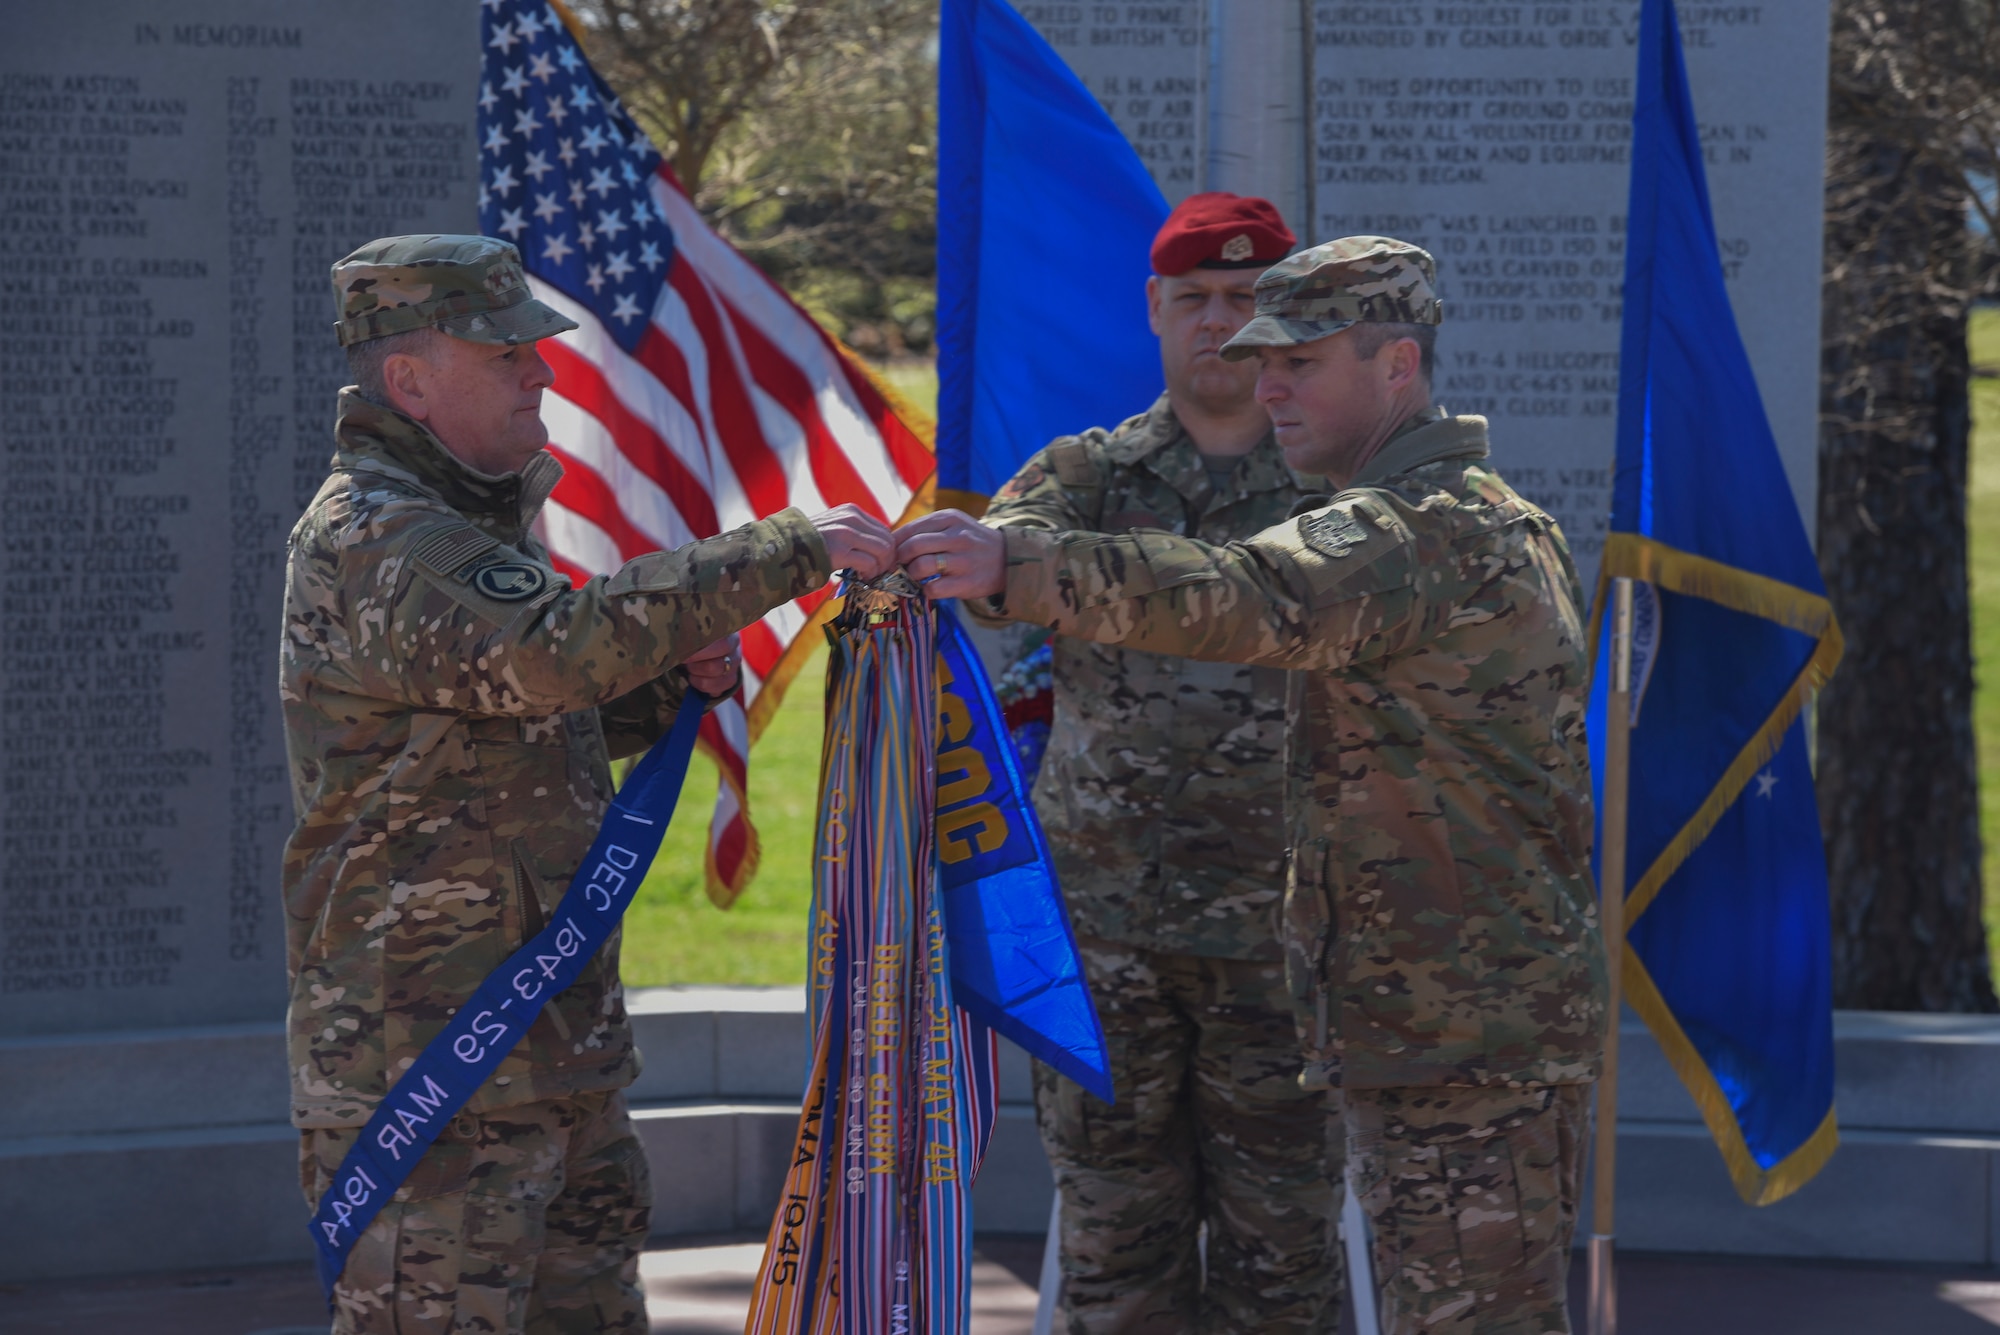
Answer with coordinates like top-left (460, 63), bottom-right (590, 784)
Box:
top-left (620, 360), bottom-right (939, 988)
top-left (617, 650), bottom-right (827, 987)
top-left (1972, 307), bottom-right (2000, 982)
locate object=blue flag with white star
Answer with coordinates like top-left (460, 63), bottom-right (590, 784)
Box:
top-left (1589, 0), bottom-right (1843, 1206)
top-left (478, 0), bottom-right (672, 350)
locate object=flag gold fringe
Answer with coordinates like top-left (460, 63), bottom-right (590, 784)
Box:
top-left (1586, 532), bottom-right (1845, 1206)
top-left (547, 0), bottom-right (588, 42)
top-left (1622, 948), bottom-right (1842, 1205)
top-left (1587, 533), bottom-right (1844, 923)
top-left (932, 487), bottom-right (991, 518)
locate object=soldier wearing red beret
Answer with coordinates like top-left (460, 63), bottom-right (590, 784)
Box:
top-left (955, 194), bottom-right (1347, 1333)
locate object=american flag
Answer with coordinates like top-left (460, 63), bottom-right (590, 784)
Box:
top-left (477, 0), bottom-right (935, 904)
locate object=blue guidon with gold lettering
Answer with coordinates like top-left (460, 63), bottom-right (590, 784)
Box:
top-left (933, 609), bottom-right (1111, 1102)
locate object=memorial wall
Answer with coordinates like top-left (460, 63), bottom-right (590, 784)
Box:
top-left (1026, 2), bottom-right (1830, 584)
top-left (1, 2), bottom-right (479, 1035)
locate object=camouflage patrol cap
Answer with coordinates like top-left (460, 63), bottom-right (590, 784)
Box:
top-left (330, 234), bottom-right (579, 348)
top-left (1219, 236), bottom-right (1442, 361)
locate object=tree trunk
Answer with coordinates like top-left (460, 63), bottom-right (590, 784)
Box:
top-left (1817, 134), bottom-right (1997, 1012)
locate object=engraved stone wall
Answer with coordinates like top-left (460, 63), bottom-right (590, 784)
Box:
top-left (0, 1), bottom-right (479, 1035)
top-left (1024, 3), bottom-right (1209, 205)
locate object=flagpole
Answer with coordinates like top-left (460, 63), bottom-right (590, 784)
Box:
top-left (1590, 576), bottom-right (1635, 1335)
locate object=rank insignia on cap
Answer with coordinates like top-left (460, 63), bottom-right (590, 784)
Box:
top-left (474, 563), bottom-right (550, 600)
top-left (1221, 233), bottom-right (1255, 262)
top-left (1302, 508), bottom-right (1369, 558)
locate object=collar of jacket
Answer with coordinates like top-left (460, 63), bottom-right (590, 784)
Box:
top-left (332, 388), bottom-right (565, 541)
top-left (1110, 393), bottom-right (1316, 503)
top-left (1350, 406), bottom-right (1490, 489)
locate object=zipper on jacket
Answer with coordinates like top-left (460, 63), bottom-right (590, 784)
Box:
top-left (512, 840), bottom-right (549, 941)
top-left (512, 840), bottom-right (573, 1041)
top-left (1311, 837), bottom-right (1333, 1050)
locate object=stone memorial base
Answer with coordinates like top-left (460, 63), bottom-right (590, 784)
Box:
top-left (4, 998), bottom-right (1999, 1284)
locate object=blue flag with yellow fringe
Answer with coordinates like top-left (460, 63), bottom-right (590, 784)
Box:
top-left (1590, 0), bottom-right (1844, 1206)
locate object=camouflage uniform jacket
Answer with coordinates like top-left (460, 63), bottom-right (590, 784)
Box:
top-left (970, 395), bottom-right (1319, 959)
top-left (989, 410), bottom-right (1607, 1090)
top-left (281, 390), bottom-right (829, 1128)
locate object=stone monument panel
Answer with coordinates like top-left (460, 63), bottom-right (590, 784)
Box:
top-left (1, 0), bottom-right (479, 1036)
top-left (1306, 1), bottom-right (1829, 584)
top-left (1022, 3), bottom-right (1209, 205)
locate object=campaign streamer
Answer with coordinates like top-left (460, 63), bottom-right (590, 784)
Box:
top-left (746, 576), bottom-right (997, 1335)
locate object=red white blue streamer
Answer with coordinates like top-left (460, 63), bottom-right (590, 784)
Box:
top-left (747, 580), bottom-right (998, 1335)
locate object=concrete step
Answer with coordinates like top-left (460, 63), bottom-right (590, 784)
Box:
top-left (0, 1121), bottom-right (305, 1282)
top-left (8, 998), bottom-right (2000, 1282)
top-left (0, 1019), bottom-right (289, 1139)
top-left (629, 1098), bottom-right (1053, 1238)
top-left (0, 1097), bottom-right (1052, 1282)
top-left (1593, 1119), bottom-right (2000, 1266)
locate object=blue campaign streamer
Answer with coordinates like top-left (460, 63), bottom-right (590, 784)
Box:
top-left (309, 693), bottom-right (711, 1303)
top-left (934, 609), bottom-right (1112, 1103)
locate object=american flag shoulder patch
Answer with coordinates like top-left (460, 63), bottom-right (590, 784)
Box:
top-left (411, 523), bottom-right (503, 580)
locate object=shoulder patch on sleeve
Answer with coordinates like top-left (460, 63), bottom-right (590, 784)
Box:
top-left (470, 562), bottom-right (550, 602)
top-left (1301, 507), bottom-right (1371, 558)
top-left (992, 460), bottom-right (1048, 503)
top-left (1276, 497), bottom-right (1415, 610)
top-left (411, 523), bottom-right (501, 579)
top-left (1047, 439), bottom-right (1101, 487)
top-left (404, 523), bottom-right (562, 625)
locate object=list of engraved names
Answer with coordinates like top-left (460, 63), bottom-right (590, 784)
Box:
top-left (0, 6), bottom-right (477, 1033)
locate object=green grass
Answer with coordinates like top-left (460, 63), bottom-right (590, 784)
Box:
top-left (619, 358), bottom-right (939, 989)
top-left (619, 650), bottom-right (827, 986)
top-left (1973, 307), bottom-right (2000, 983)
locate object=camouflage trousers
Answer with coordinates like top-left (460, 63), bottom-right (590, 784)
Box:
top-left (300, 1089), bottom-right (650, 1334)
top-left (1035, 939), bottom-right (1345, 1334)
top-left (1345, 1083), bottom-right (1591, 1335)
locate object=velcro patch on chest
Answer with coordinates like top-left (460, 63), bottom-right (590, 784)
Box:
top-left (1048, 440), bottom-right (1101, 486)
top-left (993, 461), bottom-right (1047, 502)
top-left (1301, 507), bottom-right (1370, 557)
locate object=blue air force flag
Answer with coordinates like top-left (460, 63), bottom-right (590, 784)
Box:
top-left (1591, 0), bottom-right (1843, 1205)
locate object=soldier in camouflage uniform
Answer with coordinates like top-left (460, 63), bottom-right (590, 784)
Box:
top-left (284, 235), bottom-right (891, 1334)
top-left (900, 237), bottom-right (1608, 1335)
top-left (966, 194), bottom-right (1346, 1334)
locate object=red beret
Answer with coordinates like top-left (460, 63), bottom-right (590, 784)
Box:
top-left (1150, 192), bottom-right (1297, 276)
